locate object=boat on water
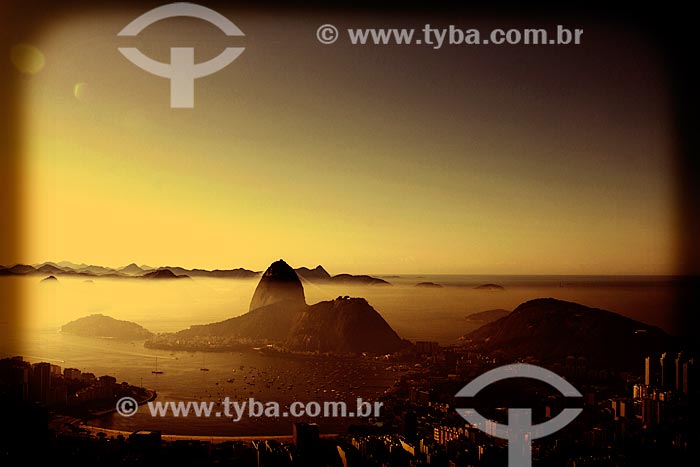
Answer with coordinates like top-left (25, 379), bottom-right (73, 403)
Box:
top-left (152, 356), bottom-right (164, 374)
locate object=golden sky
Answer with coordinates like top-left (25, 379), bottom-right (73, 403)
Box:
top-left (16, 9), bottom-right (676, 274)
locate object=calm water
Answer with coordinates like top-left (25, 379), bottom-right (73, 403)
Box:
top-left (0, 274), bottom-right (680, 435)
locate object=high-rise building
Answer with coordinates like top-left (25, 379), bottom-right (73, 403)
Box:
top-left (63, 368), bottom-right (81, 380)
top-left (30, 362), bottom-right (51, 404)
top-left (402, 410), bottom-right (418, 441)
top-left (641, 398), bottom-right (656, 426)
top-left (675, 352), bottom-right (685, 392)
top-left (683, 358), bottom-right (694, 395)
top-left (0, 358), bottom-right (30, 401)
top-left (293, 422), bottom-right (319, 458)
top-left (633, 384), bottom-right (649, 400)
top-left (660, 353), bottom-right (674, 389)
top-left (611, 399), bottom-right (632, 420)
top-left (644, 356), bottom-right (656, 386)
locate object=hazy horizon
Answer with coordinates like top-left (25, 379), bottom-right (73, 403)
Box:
top-left (2, 272), bottom-right (680, 340)
top-left (5, 258), bottom-right (687, 277)
top-left (7, 9), bottom-right (676, 276)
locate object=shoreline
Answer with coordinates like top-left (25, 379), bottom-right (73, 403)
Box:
top-left (89, 388), bottom-right (157, 418)
top-left (77, 423), bottom-right (337, 443)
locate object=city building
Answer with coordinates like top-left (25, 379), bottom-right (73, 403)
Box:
top-left (660, 352), bottom-right (674, 389)
top-left (63, 368), bottom-right (81, 380)
top-left (293, 422), bottom-right (320, 458)
top-left (644, 356), bottom-right (656, 386)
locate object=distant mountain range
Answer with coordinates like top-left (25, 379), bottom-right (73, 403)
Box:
top-left (147, 260), bottom-right (406, 354)
top-left (0, 261), bottom-right (391, 284)
top-left (294, 265), bottom-right (391, 285)
top-left (141, 269), bottom-right (191, 280)
top-left (55, 266), bottom-right (679, 363)
top-left (463, 298), bottom-right (672, 370)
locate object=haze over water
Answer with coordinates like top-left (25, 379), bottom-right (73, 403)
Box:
top-left (0, 273), bottom-right (677, 435)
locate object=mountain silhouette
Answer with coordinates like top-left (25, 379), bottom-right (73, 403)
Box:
top-left (287, 297), bottom-right (403, 354)
top-left (474, 283), bottom-right (505, 291)
top-left (170, 301), bottom-right (299, 342)
top-left (465, 308), bottom-right (510, 323)
top-left (0, 260), bottom-right (388, 284)
top-left (331, 274), bottom-right (391, 286)
top-left (62, 314), bottom-right (153, 339)
top-left (464, 298), bottom-right (670, 369)
top-left (161, 266), bottom-right (258, 278)
top-left (6, 264), bottom-right (37, 274)
top-left (0, 262), bottom-right (256, 279)
top-left (56, 261), bottom-right (89, 270)
top-left (142, 268), bottom-right (189, 279)
top-left (250, 260), bottom-right (306, 312)
top-left (119, 263), bottom-right (146, 275)
top-left (74, 265), bottom-right (117, 275)
top-left (148, 260), bottom-right (405, 354)
top-left (295, 265), bottom-right (391, 285)
top-left (295, 265), bottom-right (332, 282)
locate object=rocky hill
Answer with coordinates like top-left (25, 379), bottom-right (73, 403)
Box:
top-left (147, 260), bottom-right (404, 354)
top-left (62, 314), bottom-right (153, 340)
top-left (295, 266), bottom-right (332, 282)
top-left (141, 268), bottom-right (189, 279)
top-left (286, 297), bottom-right (404, 354)
top-left (294, 265), bottom-right (391, 286)
top-left (250, 260), bottom-right (306, 312)
top-left (463, 298), bottom-right (670, 369)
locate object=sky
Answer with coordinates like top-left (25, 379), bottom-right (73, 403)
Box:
top-left (14, 8), bottom-right (676, 274)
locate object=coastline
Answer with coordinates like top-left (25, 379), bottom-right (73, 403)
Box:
top-left (77, 424), bottom-right (337, 443)
top-left (89, 388), bottom-right (157, 418)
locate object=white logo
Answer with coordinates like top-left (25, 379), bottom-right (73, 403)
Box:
top-left (118, 2), bottom-right (245, 108)
top-left (455, 364), bottom-right (583, 467)
top-left (116, 396), bottom-right (139, 417)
